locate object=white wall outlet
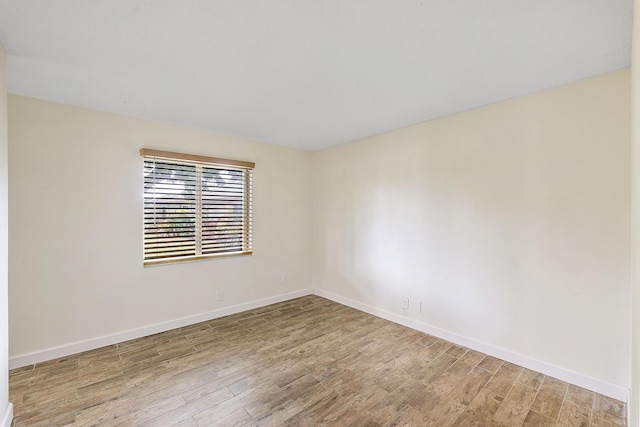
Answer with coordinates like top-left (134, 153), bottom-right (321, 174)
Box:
top-left (402, 297), bottom-right (409, 310)
top-left (281, 274), bottom-right (287, 284)
top-left (414, 301), bottom-right (422, 313)
top-left (216, 291), bottom-right (223, 301)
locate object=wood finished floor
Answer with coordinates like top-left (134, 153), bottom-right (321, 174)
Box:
top-left (9, 295), bottom-right (626, 427)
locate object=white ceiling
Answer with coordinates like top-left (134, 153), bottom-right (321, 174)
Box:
top-left (0, 1), bottom-right (632, 151)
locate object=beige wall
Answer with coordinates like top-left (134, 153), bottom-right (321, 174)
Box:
top-left (8, 95), bottom-right (312, 358)
top-left (631, 0), bottom-right (640, 422)
top-left (313, 70), bottom-right (631, 391)
top-left (0, 43), bottom-right (10, 425)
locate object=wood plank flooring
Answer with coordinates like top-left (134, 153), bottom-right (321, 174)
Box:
top-left (9, 295), bottom-right (627, 426)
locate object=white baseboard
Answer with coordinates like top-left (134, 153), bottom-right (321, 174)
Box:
top-left (313, 288), bottom-right (629, 403)
top-left (9, 289), bottom-right (313, 370)
top-left (627, 389), bottom-right (631, 427)
top-left (1, 403), bottom-right (12, 427)
top-left (9, 286), bottom-right (628, 403)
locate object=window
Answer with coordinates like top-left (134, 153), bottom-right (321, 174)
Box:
top-left (141, 149), bottom-right (254, 266)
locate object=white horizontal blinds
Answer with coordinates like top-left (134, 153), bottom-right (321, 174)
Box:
top-left (201, 166), bottom-right (252, 255)
top-left (143, 159), bottom-right (197, 260)
top-left (244, 169), bottom-right (253, 252)
top-left (141, 149), bottom-right (253, 265)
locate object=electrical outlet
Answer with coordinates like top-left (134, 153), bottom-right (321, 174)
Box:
top-left (216, 291), bottom-right (223, 301)
top-left (402, 297), bottom-right (409, 310)
top-left (281, 275), bottom-right (287, 284)
top-left (414, 301), bottom-right (422, 313)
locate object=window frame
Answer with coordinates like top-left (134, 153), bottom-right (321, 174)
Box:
top-left (141, 148), bottom-right (254, 266)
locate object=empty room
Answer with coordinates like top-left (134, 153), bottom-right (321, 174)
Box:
top-left (0, 0), bottom-right (639, 426)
